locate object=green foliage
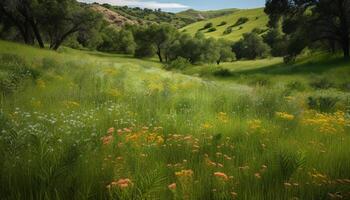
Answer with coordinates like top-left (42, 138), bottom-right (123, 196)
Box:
top-left (207, 27), bottom-right (217, 32)
top-left (164, 57), bottom-right (191, 70)
top-left (308, 94), bottom-right (340, 113)
top-left (218, 21), bottom-right (227, 26)
top-left (213, 68), bottom-right (232, 77)
top-left (232, 32), bottom-right (270, 59)
top-left (233, 17), bottom-right (249, 27)
top-left (310, 78), bottom-right (334, 90)
top-left (200, 22), bottom-right (213, 31)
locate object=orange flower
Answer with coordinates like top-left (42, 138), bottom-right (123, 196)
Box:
top-left (168, 183), bottom-right (176, 190)
top-left (107, 178), bottom-right (133, 189)
top-left (214, 172), bottom-right (229, 181)
top-left (101, 135), bottom-right (114, 145)
top-left (124, 128), bottom-right (132, 133)
top-left (107, 127), bottom-right (115, 135)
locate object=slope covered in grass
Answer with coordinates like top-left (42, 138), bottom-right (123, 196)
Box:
top-left (1, 41), bottom-right (350, 200)
top-left (176, 8), bottom-right (238, 21)
top-left (180, 8), bottom-right (268, 41)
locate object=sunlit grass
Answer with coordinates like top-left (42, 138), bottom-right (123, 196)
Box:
top-left (0, 40), bottom-right (350, 200)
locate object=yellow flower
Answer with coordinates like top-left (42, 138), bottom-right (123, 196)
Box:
top-left (275, 112), bottom-right (295, 121)
top-left (201, 122), bottom-right (213, 129)
top-left (248, 119), bottom-right (262, 131)
top-left (218, 112), bottom-right (229, 123)
top-left (175, 169), bottom-right (194, 178)
top-left (64, 101), bottom-right (80, 108)
top-left (36, 79), bottom-right (46, 89)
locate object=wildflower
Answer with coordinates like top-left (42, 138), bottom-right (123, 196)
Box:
top-left (276, 112), bottom-right (295, 121)
top-left (231, 192), bottom-right (238, 198)
top-left (101, 135), bottom-right (113, 145)
top-left (175, 169), bottom-right (194, 177)
top-left (107, 127), bottom-right (115, 135)
top-left (168, 183), bottom-right (176, 190)
top-left (36, 79), bottom-right (46, 88)
top-left (123, 128), bottom-right (132, 133)
top-left (107, 178), bottom-right (133, 189)
top-left (248, 119), bottom-right (262, 131)
top-left (214, 172), bottom-right (229, 181)
top-left (218, 112), bottom-right (229, 123)
top-left (254, 173), bottom-right (261, 179)
top-left (201, 122), bottom-right (213, 129)
top-left (156, 136), bottom-right (164, 145)
top-left (284, 182), bottom-right (292, 187)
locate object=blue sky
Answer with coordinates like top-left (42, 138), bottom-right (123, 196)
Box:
top-left (80, 0), bottom-right (265, 12)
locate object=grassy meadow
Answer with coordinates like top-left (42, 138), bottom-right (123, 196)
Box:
top-left (180, 8), bottom-right (268, 41)
top-left (1, 40), bottom-right (350, 200)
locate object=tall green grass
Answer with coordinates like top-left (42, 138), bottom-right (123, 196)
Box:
top-left (0, 40), bottom-right (350, 200)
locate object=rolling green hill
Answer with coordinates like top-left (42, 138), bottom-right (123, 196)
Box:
top-left (180, 8), bottom-right (269, 41)
top-left (176, 8), bottom-right (238, 21)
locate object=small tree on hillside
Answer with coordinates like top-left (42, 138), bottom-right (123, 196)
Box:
top-left (217, 39), bottom-right (235, 64)
top-left (232, 32), bottom-right (270, 59)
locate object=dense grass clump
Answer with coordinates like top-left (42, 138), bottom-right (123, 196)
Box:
top-left (0, 41), bottom-right (350, 200)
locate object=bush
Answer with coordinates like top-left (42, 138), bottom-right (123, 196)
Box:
top-left (0, 54), bottom-right (40, 95)
top-left (233, 17), bottom-right (249, 26)
top-left (200, 22), bottom-right (213, 30)
top-left (207, 27), bottom-right (217, 32)
top-left (252, 28), bottom-right (266, 34)
top-left (218, 21), bottom-right (227, 26)
top-left (164, 57), bottom-right (191, 70)
top-left (232, 32), bottom-right (270, 60)
top-left (285, 81), bottom-right (306, 92)
top-left (310, 78), bottom-right (334, 90)
top-left (308, 95), bottom-right (339, 113)
top-left (223, 27), bottom-right (233, 35)
top-left (283, 55), bottom-right (296, 64)
top-left (213, 68), bottom-right (232, 77)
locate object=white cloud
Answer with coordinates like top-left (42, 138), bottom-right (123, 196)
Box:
top-left (80, 0), bottom-right (189, 9)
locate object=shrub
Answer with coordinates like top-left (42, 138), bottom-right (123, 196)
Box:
top-left (249, 76), bottom-right (271, 87)
top-left (207, 27), bottom-right (217, 32)
top-left (218, 21), bottom-right (227, 26)
top-left (285, 81), bottom-right (306, 92)
top-left (283, 55), bottom-right (296, 64)
top-left (0, 54), bottom-right (40, 95)
top-left (308, 95), bottom-right (339, 113)
top-left (223, 27), bottom-right (233, 35)
top-left (202, 22), bottom-right (213, 30)
top-left (213, 68), bottom-right (232, 77)
top-left (232, 32), bottom-right (270, 60)
top-left (164, 57), bottom-right (191, 70)
top-left (310, 78), bottom-right (334, 90)
top-left (252, 28), bottom-right (266, 34)
top-left (233, 17), bottom-right (249, 26)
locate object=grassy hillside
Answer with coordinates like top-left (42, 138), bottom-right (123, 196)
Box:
top-left (98, 4), bottom-right (196, 28)
top-left (176, 8), bottom-right (238, 21)
top-left (181, 8), bottom-right (269, 41)
top-left (1, 41), bottom-right (350, 199)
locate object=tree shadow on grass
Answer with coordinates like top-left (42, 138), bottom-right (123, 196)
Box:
top-left (231, 56), bottom-right (349, 76)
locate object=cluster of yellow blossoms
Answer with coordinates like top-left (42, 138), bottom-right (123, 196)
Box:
top-left (302, 111), bottom-right (348, 134)
top-left (275, 112), bottom-right (295, 121)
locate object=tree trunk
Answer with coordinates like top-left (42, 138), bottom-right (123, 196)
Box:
top-left (157, 48), bottom-right (163, 62)
top-left (30, 20), bottom-right (44, 48)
